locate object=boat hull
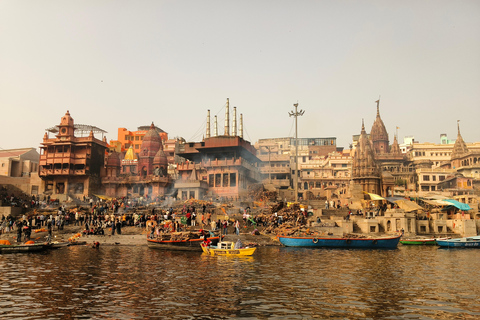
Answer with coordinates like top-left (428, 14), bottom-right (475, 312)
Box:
top-left (201, 244), bottom-right (256, 256)
top-left (0, 243), bottom-right (51, 254)
top-left (436, 236), bottom-right (480, 248)
top-left (400, 239), bottom-right (436, 245)
top-left (147, 236), bottom-right (222, 251)
top-left (278, 234), bottom-right (401, 249)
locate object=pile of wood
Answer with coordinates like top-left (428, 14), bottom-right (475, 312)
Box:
top-left (257, 202), bottom-right (310, 236)
top-left (158, 231), bottom-right (203, 241)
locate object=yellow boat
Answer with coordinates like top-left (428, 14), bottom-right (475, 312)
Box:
top-left (201, 241), bottom-right (256, 256)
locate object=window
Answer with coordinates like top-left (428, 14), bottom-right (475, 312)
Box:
top-left (209, 174), bottom-right (214, 187)
top-left (135, 136), bottom-right (139, 141)
top-left (135, 144), bottom-right (139, 149)
top-left (432, 176), bottom-right (436, 181)
top-left (230, 173), bottom-right (236, 187)
top-left (439, 175), bottom-right (445, 181)
top-left (423, 175), bottom-right (430, 181)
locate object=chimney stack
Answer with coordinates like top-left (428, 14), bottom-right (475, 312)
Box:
top-left (206, 109), bottom-right (211, 139)
top-left (232, 107), bottom-right (237, 137)
top-left (214, 115), bottom-right (218, 137)
top-left (224, 98), bottom-right (230, 136)
top-left (239, 113), bottom-right (243, 138)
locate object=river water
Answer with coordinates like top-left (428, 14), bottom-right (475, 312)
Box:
top-left (1, 245), bottom-right (479, 320)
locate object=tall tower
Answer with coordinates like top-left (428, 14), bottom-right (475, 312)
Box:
top-left (370, 99), bottom-right (389, 154)
top-left (353, 119), bottom-right (381, 194)
top-left (56, 110), bottom-right (75, 140)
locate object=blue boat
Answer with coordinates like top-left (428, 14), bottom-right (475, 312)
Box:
top-left (436, 236), bottom-right (480, 248)
top-left (278, 234), bottom-right (402, 249)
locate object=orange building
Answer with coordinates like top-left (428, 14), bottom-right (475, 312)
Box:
top-left (110, 126), bottom-right (168, 153)
top-left (39, 111), bottom-right (108, 199)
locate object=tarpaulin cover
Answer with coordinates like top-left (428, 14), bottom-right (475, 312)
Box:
top-left (443, 199), bottom-right (471, 211)
top-left (385, 196), bottom-right (407, 203)
top-left (394, 200), bottom-right (423, 212)
top-left (365, 193), bottom-right (385, 200)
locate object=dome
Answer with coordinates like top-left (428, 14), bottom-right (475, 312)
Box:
top-left (153, 148), bottom-right (168, 166)
top-left (139, 122), bottom-right (162, 158)
top-left (106, 151), bottom-right (121, 167)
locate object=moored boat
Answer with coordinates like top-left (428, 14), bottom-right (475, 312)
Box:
top-left (436, 236), bottom-right (480, 248)
top-left (278, 234), bottom-right (402, 249)
top-left (0, 240), bottom-right (51, 254)
top-left (201, 241), bottom-right (256, 256)
top-left (400, 237), bottom-right (450, 245)
top-left (148, 231), bottom-right (223, 251)
top-left (50, 241), bottom-right (71, 248)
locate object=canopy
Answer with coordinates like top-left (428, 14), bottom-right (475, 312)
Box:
top-left (94, 194), bottom-right (114, 201)
top-left (385, 196), bottom-right (407, 203)
top-left (443, 199), bottom-right (471, 211)
top-left (394, 199), bottom-right (423, 212)
top-left (365, 192), bottom-right (385, 201)
top-left (422, 199), bottom-right (451, 206)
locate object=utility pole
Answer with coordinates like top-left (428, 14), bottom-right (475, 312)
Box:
top-left (289, 103), bottom-right (305, 203)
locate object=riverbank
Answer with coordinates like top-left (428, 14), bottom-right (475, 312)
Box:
top-left (0, 223), bottom-right (281, 247)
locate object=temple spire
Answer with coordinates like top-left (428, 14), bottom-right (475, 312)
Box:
top-left (375, 98), bottom-right (380, 117)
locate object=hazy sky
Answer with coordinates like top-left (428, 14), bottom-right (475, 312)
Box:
top-left (1, 0), bottom-right (479, 152)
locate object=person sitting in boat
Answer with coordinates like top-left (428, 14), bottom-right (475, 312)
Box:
top-left (203, 235), bottom-right (211, 247)
top-left (234, 239), bottom-right (243, 249)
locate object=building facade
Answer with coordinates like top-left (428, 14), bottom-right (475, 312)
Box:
top-left (39, 111), bottom-right (108, 199)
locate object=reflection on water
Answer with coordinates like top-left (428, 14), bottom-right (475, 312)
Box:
top-left (1, 245), bottom-right (480, 319)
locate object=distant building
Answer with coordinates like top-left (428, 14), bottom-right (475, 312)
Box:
top-left (0, 148), bottom-right (41, 196)
top-left (102, 123), bottom-right (172, 199)
top-left (109, 126), bottom-right (168, 153)
top-left (39, 111), bottom-right (108, 199)
top-left (0, 148), bottom-right (39, 178)
top-left (175, 100), bottom-right (261, 200)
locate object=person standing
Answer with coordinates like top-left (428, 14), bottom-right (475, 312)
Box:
top-left (191, 211), bottom-right (196, 227)
top-left (111, 220), bottom-right (116, 236)
top-left (222, 220), bottom-right (228, 235)
top-left (234, 220), bottom-right (240, 235)
top-left (16, 221), bottom-right (23, 243)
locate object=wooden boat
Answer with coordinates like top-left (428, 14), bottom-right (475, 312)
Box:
top-left (436, 236), bottom-right (480, 248)
top-left (68, 240), bottom-right (87, 246)
top-left (0, 241), bottom-right (51, 254)
top-left (147, 231), bottom-right (223, 251)
top-left (278, 234), bottom-right (402, 249)
top-left (201, 241), bottom-right (256, 256)
top-left (400, 237), bottom-right (449, 245)
top-left (50, 241), bottom-right (71, 248)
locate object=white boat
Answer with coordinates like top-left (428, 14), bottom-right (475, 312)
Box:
top-left (436, 236), bottom-right (480, 248)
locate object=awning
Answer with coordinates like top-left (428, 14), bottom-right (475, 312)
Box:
top-left (385, 196), bottom-right (407, 203)
top-left (395, 199), bottom-right (423, 212)
top-left (444, 199), bottom-right (471, 211)
top-left (364, 192), bottom-right (385, 200)
top-left (422, 199), bottom-right (451, 206)
top-left (94, 194), bottom-right (114, 201)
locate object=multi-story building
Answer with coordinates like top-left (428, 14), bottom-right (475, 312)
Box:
top-left (110, 126), bottom-right (168, 153)
top-left (102, 123), bottom-right (172, 199)
top-left (39, 111), bottom-right (108, 199)
top-left (256, 137), bottom-right (338, 197)
top-left (175, 101), bottom-right (262, 200)
top-left (0, 148), bottom-right (41, 196)
top-left (0, 148), bottom-right (39, 178)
